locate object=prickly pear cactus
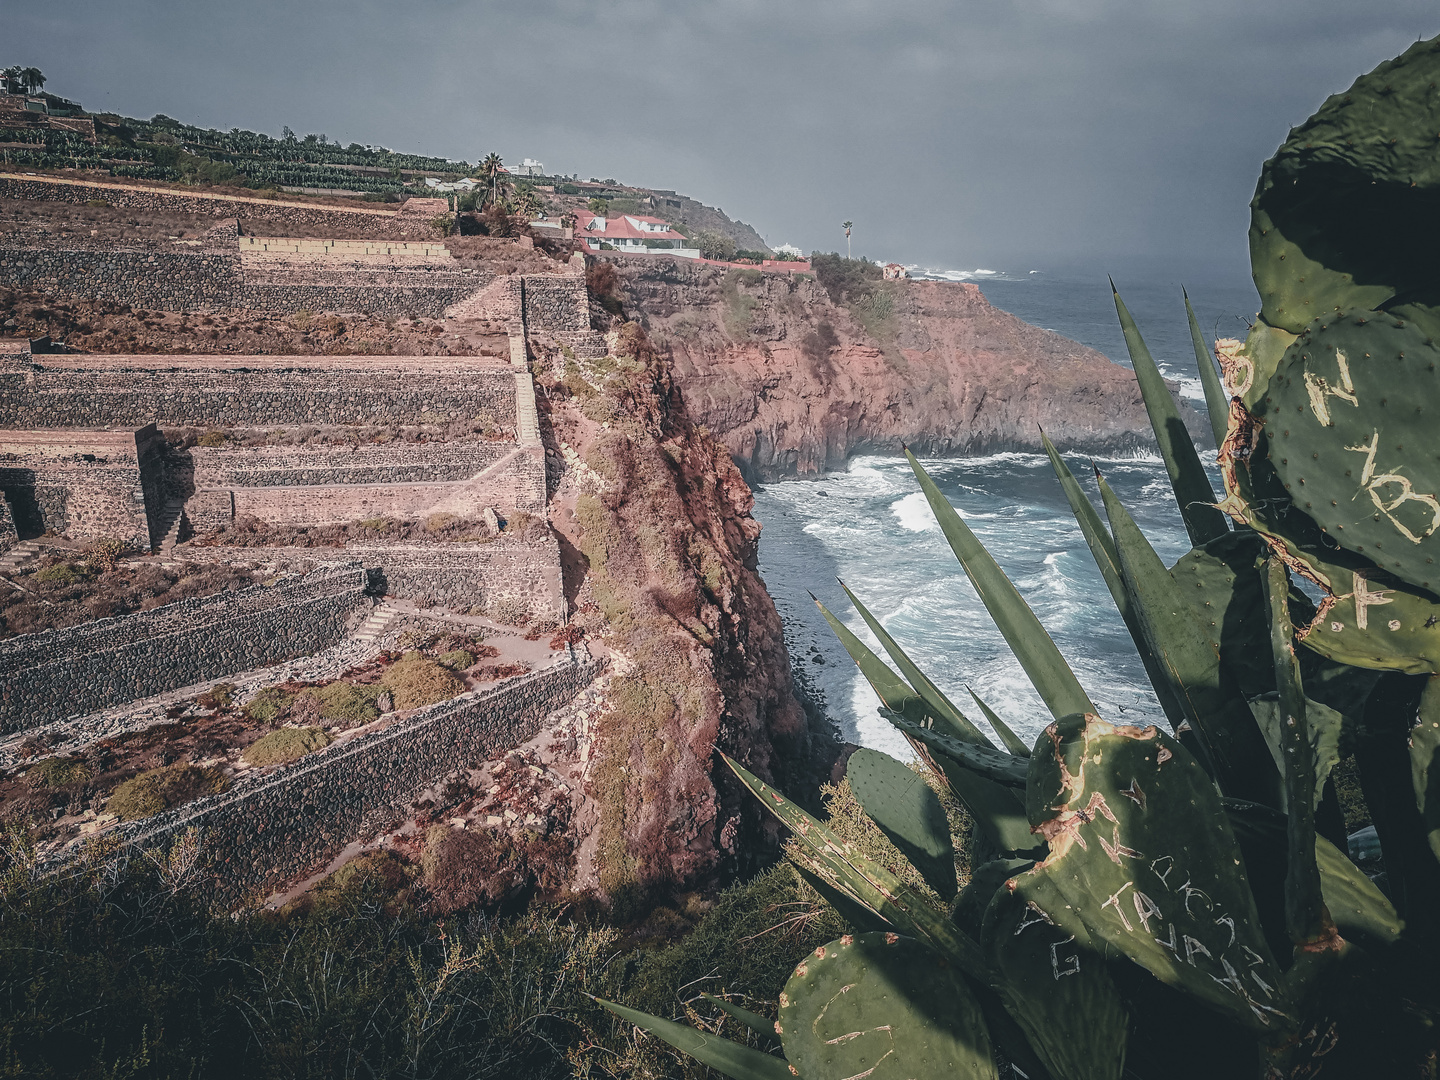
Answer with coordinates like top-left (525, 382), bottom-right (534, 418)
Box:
top-left (1014, 714), bottom-right (1285, 1030)
top-left (1220, 36), bottom-right (1440, 675)
top-left (777, 932), bottom-right (997, 1080)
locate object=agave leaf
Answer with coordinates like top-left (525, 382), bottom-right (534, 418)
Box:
top-left (904, 447), bottom-right (1095, 720)
top-left (847, 747), bottom-right (959, 898)
top-left (1263, 556), bottom-right (1326, 945)
top-left (838, 580), bottom-right (994, 746)
top-left (1185, 287), bottom-right (1231, 452)
top-left (1111, 281), bottom-right (1228, 547)
top-left (965, 686), bottom-right (1031, 757)
top-left (702, 994), bottom-right (781, 1049)
top-left (789, 858), bottom-right (895, 934)
top-left (887, 711), bottom-right (1030, 789)
top-left (722, 753), bottom-right (994, 983)
top-left (1040, 430), bottom-right (1189, 733)
top-left (815, 594), bottom-right (927, 724)
top-left (1098, 472), bottom-right (1280, 805)
top-left (596, 998), bottom-right (794, 1080)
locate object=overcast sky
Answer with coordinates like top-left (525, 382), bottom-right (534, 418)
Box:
top-left (10, 2), bottom-right (1438, 275)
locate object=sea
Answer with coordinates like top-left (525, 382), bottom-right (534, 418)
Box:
top-left (750, 264), bottom-right (1259, 758)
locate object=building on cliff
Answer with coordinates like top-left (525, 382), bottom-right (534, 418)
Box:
top-left (574, 210), bottom-right (699, 257)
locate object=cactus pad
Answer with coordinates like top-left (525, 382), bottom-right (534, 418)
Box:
top-left (778, 933), bottom-right (997, 1080)
top-left (1250, 37), bottom-right (1440, 334)
top-left (1259, 311), bottom-right (1440, 591)
top-left (847, 747), bottom-right (958, 899)
top-left (1016, 713), bottom-right (1285, 1030)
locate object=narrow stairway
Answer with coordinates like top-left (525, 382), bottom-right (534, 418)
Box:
top-left (354, 604), bottom-right (400, 646)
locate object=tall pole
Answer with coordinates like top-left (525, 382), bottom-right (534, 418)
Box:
top-left (842, 220), bottom-right (853, 259)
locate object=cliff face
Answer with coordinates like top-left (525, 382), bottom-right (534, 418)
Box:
top-left (537, 321), bottom-right (824, 906)
top-left (616, 261), bottom-right (1191, 480)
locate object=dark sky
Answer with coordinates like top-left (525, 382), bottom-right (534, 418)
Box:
top-left (10, 2), bottom-right (1438, 274)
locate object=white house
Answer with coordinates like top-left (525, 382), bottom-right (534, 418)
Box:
top-left (574, 211), bottom-right (700, 257)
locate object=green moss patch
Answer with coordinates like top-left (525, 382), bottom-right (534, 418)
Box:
top-left (106, 763), bottom-right (230, 821)
top-left (380, 653), bottom-right (464, 711)
top-left (302, 681), bottom-right (380, 726)
top-left (243, 686), bottom-right (295, 724)
top-left (243, 727), bottom-right (332, 767)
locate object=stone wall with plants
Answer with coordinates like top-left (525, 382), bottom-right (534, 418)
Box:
top-left (0, 565), bottom-right (368, 732)
top-left (114, 656), bottom-right (599, 907)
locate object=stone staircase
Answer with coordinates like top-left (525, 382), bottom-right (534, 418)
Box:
top-left (354, 604), bottom-right (400, 647)
top-left (152, 500), bottom-right (189, 554)
top-left (0, 540), bottom-right (40, 575)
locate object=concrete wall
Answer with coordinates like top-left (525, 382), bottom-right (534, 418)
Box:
top-left (0, 565), bottom-right (368, 732)
top-left (114, 657), bottom-right (598, 907)
top-left (0, 356), bottom-right (521, 429)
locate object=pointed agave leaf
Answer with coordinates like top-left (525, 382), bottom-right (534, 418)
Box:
top-left (1185, 287), bottom-right (1230, 452)
top-left (904, 447), bottom-right (1095, 720)
top-left (596, 998), bottom-right (794, 1080)
top-left (722, 753), bottom-right (995, 983)
top-left (814, 595), bottom-right (1037, 857)
top-left (1111, 282), bottom-right (1228, 546)
top-left (789, 859), bottom-right (895, 934)
top-left (1098, 472), bottom-right (1279, 805)
top-left (702, 994), bottom-right (781, 1050)
top-left (887, 712), bottom-right (1029, 789)
top-left (1263, 555), bottom-right (1326, 945)
top-left (966, 686), bottom-right (1031, 757)
top-left (839, 579), bottom-right (995, 746)
top-left (1040, 430), bottom-right (1189, 733)
top-left (847, 747), bottom-right (959, 898)
top-left (815, 594), bottom-right (926, 724)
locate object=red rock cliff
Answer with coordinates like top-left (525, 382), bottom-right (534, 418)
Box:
top-left (615, 261), bottom-right (1190, 480)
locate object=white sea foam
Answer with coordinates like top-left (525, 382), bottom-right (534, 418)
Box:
top-left (891, 491), bottom-right (937, 532)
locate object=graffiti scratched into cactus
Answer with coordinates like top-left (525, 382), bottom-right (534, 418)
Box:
top-left (597, 35), bottom-right (1440, 1080)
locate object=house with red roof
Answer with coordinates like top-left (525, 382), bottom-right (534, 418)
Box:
top-left (574, 210), bottom-right (700, 257)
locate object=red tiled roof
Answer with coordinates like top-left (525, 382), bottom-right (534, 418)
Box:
top-left (575, 210), bottom-right (685, 242)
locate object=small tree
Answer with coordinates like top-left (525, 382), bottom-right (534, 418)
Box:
top-left (694, 229), bottom-right (736, 261)
top-left (842, 219), bottom-right (854, 258)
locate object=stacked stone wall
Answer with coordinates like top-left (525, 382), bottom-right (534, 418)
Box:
top-left (0, 428), bottom-right (160, 546)
top-left (188, 442), bottom-right (516, 487)
top-left (113, 657), bottom-right (598, 906)
top-left (0, 565), bottom-right (368, 732)
top-left (522, 275), bottom-right (590, 333)
top-left (0, 359), bottom-right (520, 429)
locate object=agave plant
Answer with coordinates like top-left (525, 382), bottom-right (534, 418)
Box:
top-left (597, 38), bottom-right (1440, 1080)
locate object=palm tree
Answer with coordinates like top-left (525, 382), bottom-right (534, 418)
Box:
top-left (842, 220), bottom-right (853, 259)
top-left (20, 68), bottom-right (45, 95)
top-left (479, 153), bottom-right (504, 206)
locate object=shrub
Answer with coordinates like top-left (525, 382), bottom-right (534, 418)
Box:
top-left (85, 536), bottom-right (127, 572)
top-left (243, 685), bottom-right (294, 724)
top-left (285, 309), bottom-right (314, 332)
top-left (302, 680), bottom-right (379, 725)
top-left (196, 429), bottom-right (226, 448)
top-left (437, 649), bottom-right (475, 671)
top-left (380, 654), bottom-right (464, 710)
top-left (195, 682), bottom-right (235, 711)
top-left (420, 824), bottom-right (523, 912)
top-left (487, 596), bottom-right (530, 626)
top-left (106, 763), bottom-right (229, 821)
top-left (25, 756), bottom-right (94, 789)
top-left (32, 562), bottom-right (92, 587)
top-left (243, 727), bottom-right (331, 767)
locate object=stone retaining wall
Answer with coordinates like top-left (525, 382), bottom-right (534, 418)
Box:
top-left (0, 359), bottom-right (520, 429)
top-left (0, 565), bottom-right (368, 732)
top-left (114, 657), bottom-right (598, 907)
top-left (188, 442), bottom-right (516, 487)
top-left (521, 275), bottom-right (590, 333)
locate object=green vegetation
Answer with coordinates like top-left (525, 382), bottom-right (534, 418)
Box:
top-left (601, 38), bottom-right (1440, 1080)
top-left (243, 685), bottom-right (295, 724)
top-left (304, 680), bottom-right (381, 725)
top-left (24, 756), bottom-right (93, 789)
top-left (105, 762), bottom-right (229, 820)
top-left (694, 229), bottom-right (736, 261)
top-left (242, 727), bottom-right (332, 767)
top-left (720, 269), bottom-right (761, 337)
top-left (380, 652), bottom-right (464, 710)
top-left (438, 649), bottom-right (476, 670)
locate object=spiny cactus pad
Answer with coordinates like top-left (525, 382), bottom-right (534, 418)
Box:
top-left (1259, 311), bottom-right (1440, 591)
top-left (1250, 37), bottom-right (1440, 333)
top-left (846, 747), bottom-right (958, 899)
top-left (777, 933), bottom-right (997, 1080)
top-left (981, 879), bottom-right (1129, 1080)
top-left (1016, 714), bottom-right (1284, 1030)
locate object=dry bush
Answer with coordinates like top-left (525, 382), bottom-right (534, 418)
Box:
top-left (420, 825), bottom-right (524, 913)
top-left (106, 763), bottom-right (229, 821)
top-left (380, 653), bottom-right (464, 710)
top-left (243, 686), bottom-right (294, 724)
top-left (25, 756), bottom-right (94, 790)
top-left (242, 727), bottom-right (331, 767)
top-left (487, 597), bottom-right (530, 626)
top-left (300, 681), bottom-right (380, 726)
